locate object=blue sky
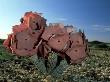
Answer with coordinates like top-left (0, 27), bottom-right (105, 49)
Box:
top-left (0, 0), bottom-right (110, 42)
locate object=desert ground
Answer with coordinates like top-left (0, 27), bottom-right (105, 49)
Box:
top-left (0, 40), bottom-right (110, 82)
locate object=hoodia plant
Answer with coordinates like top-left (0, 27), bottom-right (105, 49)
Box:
top-left (3, 11), bottom-right (88, 69)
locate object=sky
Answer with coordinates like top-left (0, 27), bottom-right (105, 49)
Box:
top-left (0, 0), bottom-right (110, 42)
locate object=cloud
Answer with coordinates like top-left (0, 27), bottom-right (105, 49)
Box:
top-left (92, 24), bottom-right (110, 32)
top-left (92, 25), bottom-right (110, 28)
top-left (56, 18), bottom-right (67, 21)
top-left (54, 17), bottom-right (67, 21)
